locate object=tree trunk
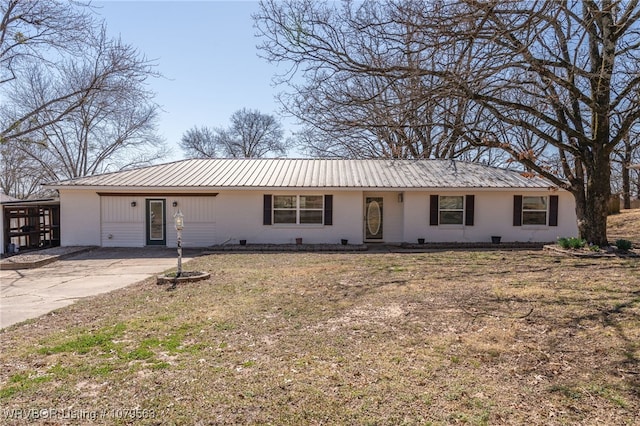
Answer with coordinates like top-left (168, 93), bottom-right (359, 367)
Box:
top-left (622, 139), bottom-right (632, 209)
top-left (573, 153), bottom-right (611, 246)
top-left (622, 165), bottom-right (631, 210)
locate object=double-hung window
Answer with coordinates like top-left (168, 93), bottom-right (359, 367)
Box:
top-left (430, 194), bottom-right (475, 226)
top-left (439, 196), bottom-right (464, 225)
top-left (273, 195), bottom-right (324, 225)
top-left (522, 196), bottom-right (547, 225)
top-left (513, 195), bottom-right (558, 227)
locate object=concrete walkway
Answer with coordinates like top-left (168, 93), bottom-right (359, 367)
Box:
top-left (0, 247), bottom-right (196, 329)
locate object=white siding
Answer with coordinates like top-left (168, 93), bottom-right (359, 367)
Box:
top-left (165, 196), bottom-right (216, 248)
top-left (403, 190), bottom-right (578, 243)
top-left (100, 195), bottom-right (217, 248)
top-left (59, 188), bottom-right (578, 248)
top-left (60, 190), bottom-right (101, 246)
top-left (101, 196), bottom-right (145, 247)
top-left (214, 191), bottom-right (363, 245)
top-left (363, 192), bottom-right (404, 243)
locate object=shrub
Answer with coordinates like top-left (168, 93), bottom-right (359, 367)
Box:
top-left (615, 239), bottom-right (633, 252)
top-left (557, 237), bottom-right (586, 250)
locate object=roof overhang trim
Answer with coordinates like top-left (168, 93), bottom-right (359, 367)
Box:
top-left (52, 186), bottom-right (565, 193)
top-left (96, 192), bottom-right (218, 197)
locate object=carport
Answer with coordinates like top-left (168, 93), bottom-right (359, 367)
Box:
top-left (1, 197), bottom-right (60, 255)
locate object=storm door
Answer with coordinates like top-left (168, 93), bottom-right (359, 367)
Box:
top-left (365, 197), bottom-right (383, 241)
top-left (146, 199), bottom-right (166, 245)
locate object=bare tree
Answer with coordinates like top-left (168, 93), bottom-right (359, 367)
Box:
top-left (3, 27), bottom-right (166, 184)
top-left (612, 124), bottom-right (640, 208)
top-left (257, 1), bottom-right (490, 161)
top-left (180, 126), bottom-right (219, 158)
top-left (224, 108), bottom-right (287, 158)
top-left (0, 0), bottom-right (101, 142)
top-left (180, 108), bottom-right (288, 158)
top-left (0, 144), bottom-right (51, 198)
top-left (255, 0), bottom-right (640, 245)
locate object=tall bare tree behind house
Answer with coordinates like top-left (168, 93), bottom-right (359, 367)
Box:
top-left (255, 0), bottom-right (640, 245)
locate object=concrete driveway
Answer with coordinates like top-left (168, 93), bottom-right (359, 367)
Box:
top-left (0, 247), bottom-right (197, 329)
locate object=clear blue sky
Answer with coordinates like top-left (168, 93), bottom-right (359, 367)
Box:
top-left (95, 1), bottom-right (296, 161)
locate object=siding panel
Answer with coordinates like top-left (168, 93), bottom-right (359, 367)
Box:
top-left (100, 195), bottom-right (215, 248)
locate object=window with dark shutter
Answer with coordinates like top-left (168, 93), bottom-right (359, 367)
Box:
top-left (549, 195), bottom-right (559, 226)
top-left (324, 195), bottom-right (333, 225)
top-left (429, 195), bottom-right (439, 226)
top-left (263, 194), bottom-right (272, 225)
top-left (513, 195), bottom-right (523, 226)
top-left (465, 195), bottom-right (475, 226)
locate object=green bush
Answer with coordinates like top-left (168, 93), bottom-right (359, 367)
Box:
top-left (557, 237), bottom-right (586, 250)
top-left (615, 239), bottom-right (633, 252)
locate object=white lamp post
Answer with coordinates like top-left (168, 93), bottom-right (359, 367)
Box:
top-left (173, 210), bottom-right (184, 277)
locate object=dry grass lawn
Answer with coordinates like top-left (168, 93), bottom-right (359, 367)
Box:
top-left (608, 208), bottom-right (640, 245)
top-left (0, 212), bottom-right (639, 425)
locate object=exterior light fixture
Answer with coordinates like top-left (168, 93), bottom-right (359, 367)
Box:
top-left (174, 209), bottom-right (184, 231)
top-left (173, 201), bottom-right (178, 207)
top-left (131, 201), bottom-right (137, 207)
top-left (173, 209), bottom-right (184, 281)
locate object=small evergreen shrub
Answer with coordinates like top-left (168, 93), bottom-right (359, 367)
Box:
top-left (615, 239), bottom-right (633, 252)
top-left (557, 237), bottom-right (586, 250)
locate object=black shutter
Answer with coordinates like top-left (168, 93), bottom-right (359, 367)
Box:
top-left (465, 195), bottom-right (475, 226)
top-left (549, 195), bottom-right (559, 226)
top-left (430, 195), bottom-right (439, 226)
top-left (263, 194), bottom-right (272, 225)
top-left (513, 195), bottom-right (522, 226)
top-left (324, 195), bottom-right (333, 225)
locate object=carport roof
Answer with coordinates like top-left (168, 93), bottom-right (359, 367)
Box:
top-left (44, 158), bottom-right (558, 190)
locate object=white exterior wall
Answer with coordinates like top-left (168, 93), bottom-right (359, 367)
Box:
top-left (100, 195), bottom-right (216, 248)
top-left (58, 188), bottom-right (578, 248)
top-left (101, 196), bottom-right (146, 247)
top-left (60, 190), bottom-right (101, 246)
top-left (363, 191), bottom-right (405, 243)
top-left (403, 190), bottom-right (578, 243)
top-left (214, 191), bottom-right (364, 245)
top-left (165, 196), bottom-right (216, 248)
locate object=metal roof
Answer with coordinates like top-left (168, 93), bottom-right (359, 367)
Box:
top-left (45, 159), bottom-right (557, 190)
top-left (0, 193), bottom-right (20, 203)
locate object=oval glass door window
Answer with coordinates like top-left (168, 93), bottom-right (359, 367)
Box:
top-left (367, 200), bottom-right (382, 237)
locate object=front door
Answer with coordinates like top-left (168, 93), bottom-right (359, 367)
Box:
top-left (146, 199), bottom-right (166, 245)
top-left (365, 197), bottom-right (383, 241)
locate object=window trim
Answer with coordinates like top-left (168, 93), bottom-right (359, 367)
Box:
top-left (438, 195), bottom-right (465, 225)
top-left (521, 195), bottom-right (548, 226)
top-left (430, 194), bottom-right (474, 226)
top-left (513, 195), bottom-right (559, 227)
top-left (272, 195), bottom-right (324, 225)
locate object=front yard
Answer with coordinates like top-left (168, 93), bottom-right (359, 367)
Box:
top-left (1, 210), bottom-right (640, 424)
top-left (1, 243), bottom-right (639, 424)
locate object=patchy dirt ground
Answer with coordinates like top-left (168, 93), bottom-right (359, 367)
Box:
top-left (1, 247), bottom-right (638, 425)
